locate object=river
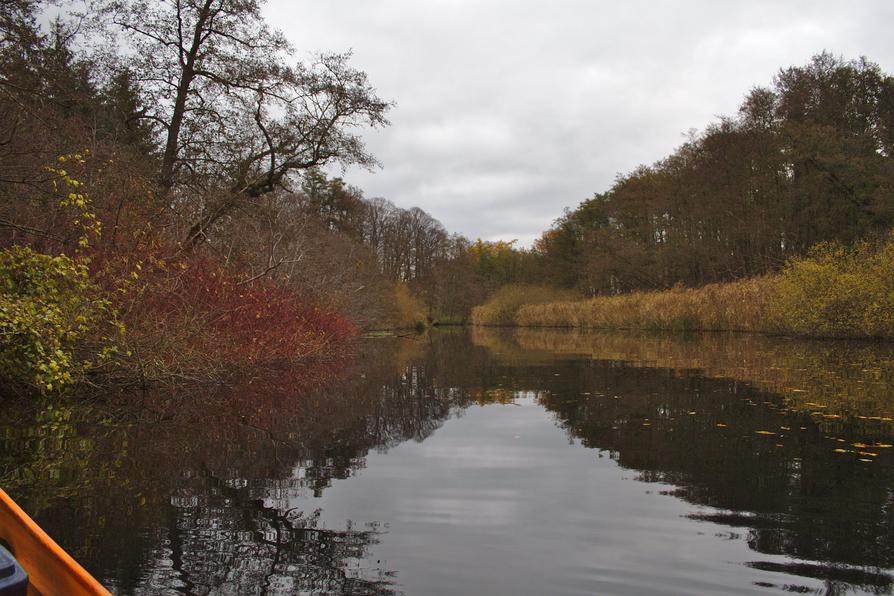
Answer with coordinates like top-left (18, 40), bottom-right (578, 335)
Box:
top-left (2, 328), bottom-right (893, 595)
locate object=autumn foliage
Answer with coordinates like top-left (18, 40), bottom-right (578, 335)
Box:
top-left (113, 255), bottom-right (358, 383)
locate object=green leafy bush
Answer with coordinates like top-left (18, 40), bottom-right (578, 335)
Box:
top-left (0, 246), bottom-right (116, 391)
top-left (770, 240), bottom-right (894, 337)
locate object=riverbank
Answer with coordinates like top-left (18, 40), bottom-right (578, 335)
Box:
top-left (473, 240), bottom-right (894, 339)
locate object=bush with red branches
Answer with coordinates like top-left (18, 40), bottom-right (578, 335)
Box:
top-left (103, 253), bottom-right (358, 383)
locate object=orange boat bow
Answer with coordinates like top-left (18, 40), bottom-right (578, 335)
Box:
top-left (0, 488), bottom-right (110, 595)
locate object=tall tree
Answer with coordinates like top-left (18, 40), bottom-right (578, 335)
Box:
top-left (96, 0), bottom-right (391, 244)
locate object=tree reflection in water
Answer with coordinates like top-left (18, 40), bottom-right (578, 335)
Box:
top-left (1, 329), bottom-right (893, 594)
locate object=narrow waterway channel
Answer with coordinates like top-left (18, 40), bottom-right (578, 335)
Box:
top-left (2, 329), bottom-right (893, 595)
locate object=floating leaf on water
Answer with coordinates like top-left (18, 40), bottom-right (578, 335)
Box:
top-left (716, 423), bottom-right (727, 428)
top-left (775, 443), bottom-right (784, 448)
top-left (857, 451), bottom-right (878, 457)
top-left (875, 443), bottom-right (892, 448)
top-left (853, 443), bottom-right (870, 449)
top-left (755, 430), bottom-right (777, 436)
top-left (688, 411), bottom-right (697, 415)
top-left (780, 426), bottom-right (791, 431)
top-left (833, 448), bottom-right (851, 453)
top-left (859, 459), bottom-right (873, 463)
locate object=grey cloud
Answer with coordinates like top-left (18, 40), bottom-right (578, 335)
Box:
top-left (267, 0), bottom-right (894, 245)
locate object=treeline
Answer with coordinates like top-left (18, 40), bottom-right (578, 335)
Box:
top-left (0, 0), bottom-right (508, 392)
top-left (534, 53), bottom-right (894, 294)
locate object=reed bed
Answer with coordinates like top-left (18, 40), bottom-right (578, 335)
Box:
top-left (481, 238), bottom-right (894, 339)
top-left (471, 284), bottom-right (580, 327)
top-left (516, 276), bottom-right (776, 332)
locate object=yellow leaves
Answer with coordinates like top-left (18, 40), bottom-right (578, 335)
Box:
top-left (755, 430), bottom-right (777, 436)
top-left (49, 158), bottom-right (99, 250)
top-left (0, 246), bottom-right (117, 392)
top-left (854, 442), bottom-right (891, 450)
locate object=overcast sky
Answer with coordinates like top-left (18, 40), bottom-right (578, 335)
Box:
top-left (265, 0), bottom-right (894, 246)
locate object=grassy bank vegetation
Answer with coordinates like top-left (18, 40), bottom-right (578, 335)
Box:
top-left (517, 276), bottom-right (773, 332)
top-left (474, 239), bottom-right (894, 339)
top-left (470, 284), bottom-right (581, 326)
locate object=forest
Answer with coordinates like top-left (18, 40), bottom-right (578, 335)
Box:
top-left (2, 0), bottom-right (894, 393)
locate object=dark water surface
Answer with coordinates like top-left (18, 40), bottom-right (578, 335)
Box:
top-left (3, 329), bottom-right (894, 595)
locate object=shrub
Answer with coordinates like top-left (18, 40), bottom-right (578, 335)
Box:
top-left (118, 256), bottom-right (358, 380)
top-left (0, 246), bottom-right (117, 391)
top-left (769, 240), bottom-right (894, 337)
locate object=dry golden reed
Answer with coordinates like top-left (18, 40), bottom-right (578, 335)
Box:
top-left (493, 237), bottom-right (894, 339)
top-left (471, 284), bottom-right (581, 326)
top-left (516, 276), bottom-right (776, 332)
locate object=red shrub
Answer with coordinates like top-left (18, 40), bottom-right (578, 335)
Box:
top-left (108, 252), bottom-right (358, 380)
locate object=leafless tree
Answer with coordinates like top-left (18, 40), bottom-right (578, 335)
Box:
top-left (94, 0), bottom-right (391, 245)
